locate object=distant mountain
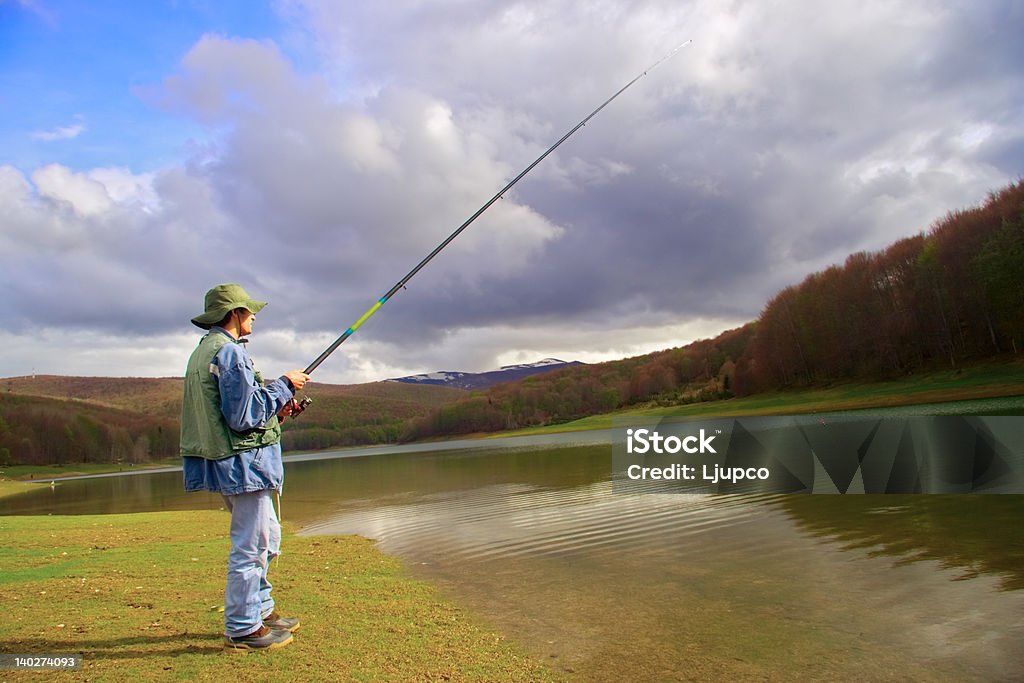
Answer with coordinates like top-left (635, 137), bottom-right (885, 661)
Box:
top-left (387, 358), bottom-right (584, 390)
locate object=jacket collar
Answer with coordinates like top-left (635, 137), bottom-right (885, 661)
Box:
top-left (208, 326), bottom-right (246, 344)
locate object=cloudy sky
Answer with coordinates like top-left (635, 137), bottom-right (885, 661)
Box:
top-left (1, 0), bottom-right (1021, 383)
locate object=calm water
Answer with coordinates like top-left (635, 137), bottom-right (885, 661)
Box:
top-left (2, 431), bottom-right (1023, 681)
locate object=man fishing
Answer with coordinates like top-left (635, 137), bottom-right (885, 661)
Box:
top-left (180, 283), bottom-right (309, 651)
top-left (170, 42), bottom-right (688, 653)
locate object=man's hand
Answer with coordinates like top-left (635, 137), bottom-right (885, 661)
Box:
top-left (279, 371), bottom-right (311, 421)
top-left (279, 397), bottom-right (312, 419)
top-left (284, 370), bottom-right (310, 391)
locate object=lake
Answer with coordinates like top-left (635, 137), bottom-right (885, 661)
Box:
top-left (2, 429), bottom-right (1022, 680)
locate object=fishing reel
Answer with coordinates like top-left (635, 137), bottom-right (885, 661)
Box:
top-left (278, 395), bottom-right (313, 422)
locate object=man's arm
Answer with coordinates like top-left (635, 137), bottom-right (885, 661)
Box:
top-left (214, 344), bottom-right (295, 432)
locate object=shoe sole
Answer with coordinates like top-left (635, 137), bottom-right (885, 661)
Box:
top-left (223, 633), bottom-right (294, 651)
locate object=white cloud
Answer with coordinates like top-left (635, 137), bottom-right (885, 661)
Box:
top-left (31, 121), bottom-right (86, 141)
top-left (31, 164), bottom-right (113, 216)
top-left (0, 329), bottom-right (197, 379)
top-left (87, 168), bottom-right (159, 208)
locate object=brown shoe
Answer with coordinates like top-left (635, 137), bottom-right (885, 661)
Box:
top-left (263, 611), bottom-right (300, 633)
top-left (224, 625), bottom-right (294, 651)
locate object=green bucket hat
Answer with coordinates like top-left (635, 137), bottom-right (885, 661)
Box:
top-left (191, 283), bottom-right (267, 330)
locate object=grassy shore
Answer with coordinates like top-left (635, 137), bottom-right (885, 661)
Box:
top-left (0, 509), bottom-right (558, 682)
top-left (490, 359), bottom-right (1024, 437)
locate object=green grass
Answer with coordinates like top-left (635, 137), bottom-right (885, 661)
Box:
top-left (0, 511), bottom-right (559, 682)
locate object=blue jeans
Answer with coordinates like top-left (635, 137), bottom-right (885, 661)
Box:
top-left (221, 489), bottom-right (280, 637)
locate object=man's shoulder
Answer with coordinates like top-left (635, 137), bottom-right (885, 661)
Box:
top-left (212, 336), bottom-right (247, 367)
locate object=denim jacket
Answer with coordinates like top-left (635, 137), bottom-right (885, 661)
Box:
top-left (182, 328), bottom-right (294, 496)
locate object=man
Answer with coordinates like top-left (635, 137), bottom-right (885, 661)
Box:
top-left (180, 283), bottom-right (310, 651)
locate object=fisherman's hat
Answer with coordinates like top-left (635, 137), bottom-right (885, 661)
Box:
top-left (191, 283), bottom-right (267, 330)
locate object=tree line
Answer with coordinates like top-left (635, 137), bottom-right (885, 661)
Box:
top-left (0, 394), bottom-right (178, 467)
top-left (403, 325), bottom-right (753, 439)
top-left (0, 380), bottom-right (461, 466)
top-left (738, 180), bottom-right (1024, 391)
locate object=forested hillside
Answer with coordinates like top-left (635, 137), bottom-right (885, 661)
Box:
top-left (277, 382), bottom-right (465, 451)
top-left (2, 376), bottom-right (184, 418)
top-left (0, 393), bottom-right (179, 467)
top-left (739, 180), bottom-right (1024, 391)
top-left (408, 180), bottom-right (1024, 438)
top-left (0, 378), bottom-right (463, 466)
top-left (405, 325), bottom-right (752, 438)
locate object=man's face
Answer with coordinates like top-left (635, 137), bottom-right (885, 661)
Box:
top-left (239, 309), bottom-right (255, 336)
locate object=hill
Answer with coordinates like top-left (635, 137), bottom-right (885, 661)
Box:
top-left (0, 392), bottom-right (179, 467)
top-left (3, 375), bottom-right (186, 417)
top-left (0, 377), bottom-right (464, 466)
top-left (277, 381), bottom-right (466, 450)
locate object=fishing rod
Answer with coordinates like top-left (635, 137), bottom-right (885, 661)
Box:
top-left (302, 40), bottom-right (693, 381)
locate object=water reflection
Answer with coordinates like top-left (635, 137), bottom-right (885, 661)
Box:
top-left (0, 470), bottom-right (221, 516)
top-left (291, 445), bottom-right (1024, 679)
top-left (778, 495), bottom-right (1024, 590)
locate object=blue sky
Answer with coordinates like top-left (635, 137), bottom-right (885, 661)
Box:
top-left (0, 1), bottom-right (288, 172)
top-left (1, 1), bottom-right (1022, 382)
